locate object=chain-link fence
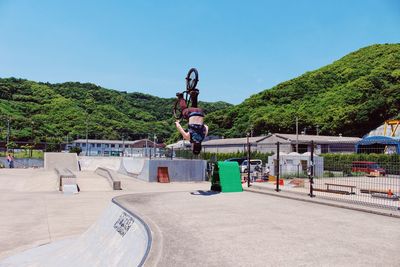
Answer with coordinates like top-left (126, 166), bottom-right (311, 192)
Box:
top-left (247, 140), bottom-right (400, 212)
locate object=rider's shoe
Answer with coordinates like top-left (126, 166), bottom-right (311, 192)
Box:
top-left (189, 89), bottom-right (199, 98)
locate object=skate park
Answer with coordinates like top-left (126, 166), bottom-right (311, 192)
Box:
top-left (0, 152), bottom-right (399, 266)
top-left (1, 2), bottom-right (400, 265)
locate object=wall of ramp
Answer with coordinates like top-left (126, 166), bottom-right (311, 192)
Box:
top-left (118, 158), bottom-right (146, 177)
top-left (44, 153), bottom-right (79, 171)
top-left (137, 159), bottom-right (207, 182)
top-left (0, 199), bottom-right (152, 267)
top-left (78, 156), bottom-right (122, 171)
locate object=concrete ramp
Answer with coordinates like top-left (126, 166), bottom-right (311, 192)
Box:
top-left (118, 158), bottom-right (146, 176)
top-left (44, 153), bottom-right (79, 172)
top-left (0, 199), bottom-right (152, 267)
top-left (78, 157), bottom-right (122, 171)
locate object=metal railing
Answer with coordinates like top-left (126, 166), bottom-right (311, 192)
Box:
top-left (247, 141), bottom-right (400, 212)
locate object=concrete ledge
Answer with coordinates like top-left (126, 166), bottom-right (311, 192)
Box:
top-left (55, 168), bottom-right (77, 191)
top-left (95, 167), bottom-right (122, 190)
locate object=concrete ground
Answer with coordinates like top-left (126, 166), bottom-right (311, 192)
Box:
top-left (1, 168), bottom-right (400, 266)
top-left (0, 168), bottom-right (209, 260)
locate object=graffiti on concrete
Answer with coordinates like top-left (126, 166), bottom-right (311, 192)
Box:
top-left (114, 212), bottom-right (135, 237)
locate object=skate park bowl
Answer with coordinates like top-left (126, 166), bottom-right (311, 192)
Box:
top-left (0, 198), bottom-right (152, 267)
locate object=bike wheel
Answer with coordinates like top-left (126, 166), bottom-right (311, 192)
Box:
top-left (173, 98), bottom-right (183, 120)
top-left (173, 91), bottom-right (191, 119)
top-left (186, 68), bottom-right (199, 91)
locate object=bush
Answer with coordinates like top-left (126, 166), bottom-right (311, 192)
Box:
top-left (69, 146), bottom-right (82, 155)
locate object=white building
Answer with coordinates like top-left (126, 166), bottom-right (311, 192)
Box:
top-left (267, 152), bottom-right (324, 178)
top-left (70, 139), bottom-right (160, 156)
top-left (202, 136), bottom-right (268, 153)
top-left (202, 133), bottom-right (360, 155)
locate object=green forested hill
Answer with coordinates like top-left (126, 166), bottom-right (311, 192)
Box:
top-left (205, 44), bottom-right (400, 137)
top-left (0, 79), bottom-right (231, 143)
top-left (1, 44), bottom-right (399, 144)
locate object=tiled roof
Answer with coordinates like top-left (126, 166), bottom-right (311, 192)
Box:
top-left (202, 136), bottom-right (267, 146)
top-left (272, 134), bottom-right (361, 143)
top-left (202, 133), bottom-right (361, 146)
top-left (72, 139), bottom-right (153, 145)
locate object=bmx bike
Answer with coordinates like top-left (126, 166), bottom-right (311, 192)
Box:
top-left (173, 68), bottom-right (199, 120)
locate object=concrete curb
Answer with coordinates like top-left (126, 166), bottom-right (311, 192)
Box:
top-left (244, 185), bottom-right (400, 219)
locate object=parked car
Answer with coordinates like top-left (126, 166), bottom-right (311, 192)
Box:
top-left (240, 159), bottom-right (263, 173)
top-left (351, 161), bottom-right (386, 176)
top-left (224, 158), bottom-right (246, 166)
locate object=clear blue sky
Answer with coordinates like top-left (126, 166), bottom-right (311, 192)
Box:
top-left (0, 0), bottom-right (399, 104)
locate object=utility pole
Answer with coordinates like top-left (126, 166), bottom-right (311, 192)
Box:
top-left (122, 134), bottom-right (125, 157)
top-left (247, 132), bottom-right (251, 188)
top-left (30, 121), bottom-right (34, 157)
top-left (85, 116), bottom-right (89, 156)
top-left (6, 118), bottom-right (10, 146)
top-left (145, 136), bottom-right (148, 157)
top-left (153, 134), bottom-right (157, 157)
top-left (316, 125), bottom-right (320, 136)
top-left (296, 117), bottom-right (299, 153)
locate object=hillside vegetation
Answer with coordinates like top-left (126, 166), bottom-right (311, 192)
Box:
top-left (206, 44), bottom-right (400, 137)
top-left (0, 79), bottom-right (231, 143)
top-left (1, 44), bottom-right (399, 144)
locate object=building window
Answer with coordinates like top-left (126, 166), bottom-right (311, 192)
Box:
top-left (82, 143), bottom-right (86, 147)
top-left (111, 144), bottom-right (115, 148)
top-left (97, 143), bottom-right (101, 148)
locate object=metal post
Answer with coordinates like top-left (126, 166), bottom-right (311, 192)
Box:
top-left (296, 117), bottom-right (299, 153)
top-left (247, 133), bottom-right (251, 187)
top-left (309, 140), bottom-right (315, 197)
top-left (122, 136), bottom-right (125, 157)
top-left (30, 121), bottom-right (34, 157)
top-left (85, 116), bottom-right (89, 156)
top-left (145, 138), bottom-right (148, 157)
top-left (153, 134), bottom-right (157, 157)
top-left (276, 142), bottom-right (280, 192)
top-left (6, 118), bottom-right (10, 146)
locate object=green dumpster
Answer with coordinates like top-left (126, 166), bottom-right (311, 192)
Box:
top-left (211, 161), bottom-right (242, 193)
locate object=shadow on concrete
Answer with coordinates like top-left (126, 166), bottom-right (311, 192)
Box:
top-left (190, 190), bottom-right (220, 196)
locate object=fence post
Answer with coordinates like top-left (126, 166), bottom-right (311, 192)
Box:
top-left (308, 140), bottom-right (315, 197)
top-left (276, 142), bottom-right (280, 192)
